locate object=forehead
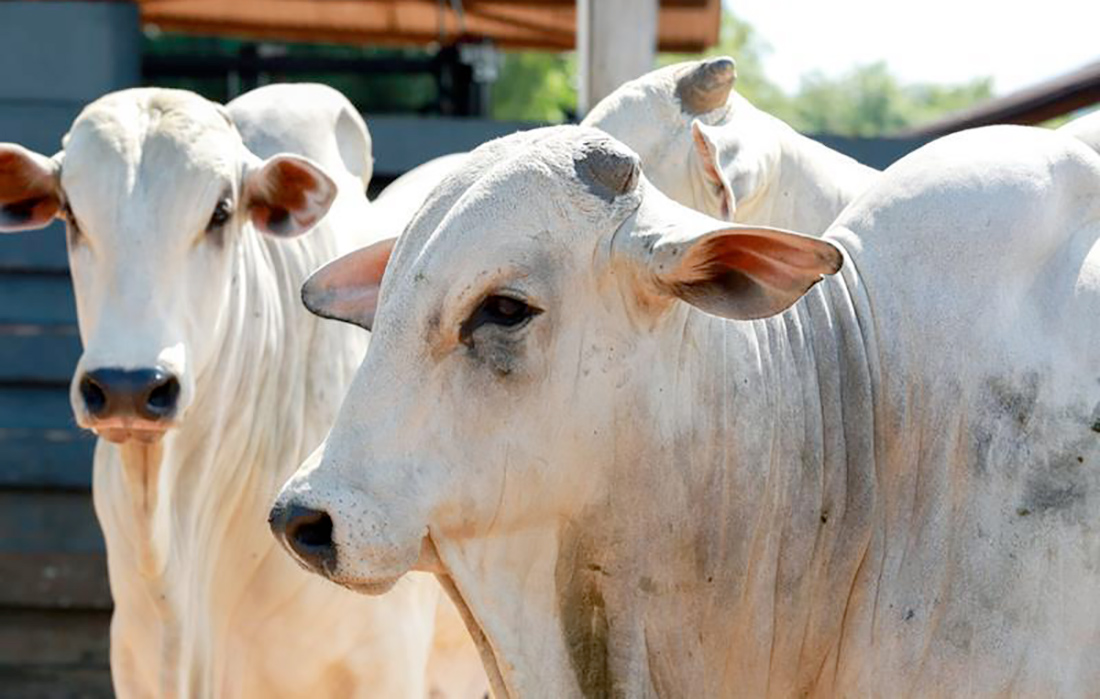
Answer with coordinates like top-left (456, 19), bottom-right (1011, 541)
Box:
top-left (382, 130), bottom-right (637, 306)
top-left (61, 89), bottom-right (241, 208)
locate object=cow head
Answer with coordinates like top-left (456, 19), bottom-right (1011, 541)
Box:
top-left (269, 127), bottom-right (840, 594)
top-left (0, 88), bottom-right (336, 443)
top-left (583, 57), bottom-right (782, 224)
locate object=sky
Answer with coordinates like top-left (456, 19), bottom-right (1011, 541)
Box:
top-left (725, 0), bottom-right (1100, 96)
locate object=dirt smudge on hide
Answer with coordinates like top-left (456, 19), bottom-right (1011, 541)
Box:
top-left (970, 373), bottom-right (1041, 478)
top-left (555, 523), bottom-right (612, 699)
top-left (1088, 400), bottom-right (1100, 433)
top-left (1021, 450), bottom-right (1088, 517)
top-left (987, 374), bottom-right (1039, 429)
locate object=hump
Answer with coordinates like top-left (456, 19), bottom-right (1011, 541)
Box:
top-left (1060, 110), bottom-right (1100, 156)
top-left (830, 125), bottom-right (1100, 299)
top-left (836, 125), bottom-right (1100, 246)
top-left (227, 83), bottom-right (373, 188)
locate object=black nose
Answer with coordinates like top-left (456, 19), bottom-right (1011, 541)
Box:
top-left (269, 502), bottom-right (336, 574)
top-left (78, 367), bottom-right (181, 421)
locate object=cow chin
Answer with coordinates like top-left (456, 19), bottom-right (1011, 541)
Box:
top-left (326, 529), bottom-right (425, 595)
top-left (335, 575), bottom-right (403, 597)
top-left (324, 533), bottom-right (443, 596)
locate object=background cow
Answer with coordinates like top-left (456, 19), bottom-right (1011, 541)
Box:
top-left (275, 124), bottom-right (1100, 697)
top-left (0, 85), bottom-right (483, 697)
top-left (584, 57), bottom-right (877, 233)
top-left (1060, 109), bottom-right (1100, 154)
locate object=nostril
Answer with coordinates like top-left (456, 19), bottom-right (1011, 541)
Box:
top-left (281, 505), bottom-right (336, 573)
top-left (79, 375), bottom-right (108, 416)
top-left (144, 375), bottom-right (180, 417)
top-left (290, 510), bottom-right (333, 549)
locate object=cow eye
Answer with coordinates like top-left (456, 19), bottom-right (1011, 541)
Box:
top-left (461, 294), bottom-right (541, 340)
top-left (207, 199), bottom-right (233, 231)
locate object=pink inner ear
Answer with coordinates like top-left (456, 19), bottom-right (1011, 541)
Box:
top-left (248, 157), bottom-right (333, 236)
top-left (691, 125), bottom-right (723, 185)
top-left (323, 237), bottom-right (393, 290)
top-left (302, 237), bottom-right (397, 327)
top-left (266, 160), bottom-right (317, 211)
top-left (693, 233), bottom-right (837, 290)
top-left (0, 148), bottom-right (61, 227)
top-left (691, 124), bottom-right (733, 219)
top-left (0, 150), bottom-right (51, 202)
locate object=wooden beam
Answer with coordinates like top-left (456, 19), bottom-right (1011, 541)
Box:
top-left (139, 0), bottom-right (721, 52)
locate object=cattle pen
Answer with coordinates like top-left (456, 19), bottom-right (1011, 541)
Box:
top-left (2, 1), bottom-right (1096, 697)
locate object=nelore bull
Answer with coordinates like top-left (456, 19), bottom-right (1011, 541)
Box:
top-left (274, 123), bottom-right (1100, 697)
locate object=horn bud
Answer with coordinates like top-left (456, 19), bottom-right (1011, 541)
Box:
top-left (574, 135), bottom-right (640, 201)
top-left (676, 57), bottom-right (737, 114)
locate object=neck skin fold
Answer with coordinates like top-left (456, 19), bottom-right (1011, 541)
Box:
top-left (434, 251), bottom-right (882, 697)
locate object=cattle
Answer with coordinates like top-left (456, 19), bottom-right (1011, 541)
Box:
top-left (374, 153), bottom-right (468, 237)
top-left (1060, 109), bottom-right (1100, 154)
top-left (0, 84), bottom-right (484, 698)
top-left (583, 57), bottom-right (877, 233)
top-left (273, 123), bottom-right (1100, 697)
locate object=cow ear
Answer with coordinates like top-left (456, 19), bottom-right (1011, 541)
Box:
top-left (619, 190), bottom-right (842, 320)
top-left (0, 144), bottom-right (63, 232)
top-left (648, 222), bottom-right (842, 320)
top-left (691, 121), bottom-right (734, 220)
top-left (301, 237), bottom-right (397, 330)
top-left (245, 154), bottom-right (337, 238)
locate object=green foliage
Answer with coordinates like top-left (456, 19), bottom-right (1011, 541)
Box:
top-left (490, 52), bottom-right (577, 122)
top-left (143, 32), bottom-right (438, 114)
top-left (792, 62), bottom-right (993, 136)
top-left (659, 12), bottom-right (993, 137)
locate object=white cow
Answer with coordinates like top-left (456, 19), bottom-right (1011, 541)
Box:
top-left (1059, 108), bottom-right (1100, 154)
top-left (374, 153), bottom-right (468, 238)
top-left (0, 85), bottom-right (482, 698)
top-left (274, 124), bottom-right (1100, 697)
top-left (583, 57), bottom-right (877, 233)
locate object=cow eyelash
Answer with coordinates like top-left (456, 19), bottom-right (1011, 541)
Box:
top-left (206, 199), bottom-right (234, 232)
top-left (460, 294), bottom-right (542, 341)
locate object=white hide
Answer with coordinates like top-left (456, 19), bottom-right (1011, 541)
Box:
top-left (374, 153), bottom-right (468, 238)
top-left (0, 85), bottom-right (483, 698)
top-left (277, 124), bottom-right (1100, 697)
top-left (1060, 108), bottom-right (1100, 155)
top-left (583, 57), bottom-right (877, 233)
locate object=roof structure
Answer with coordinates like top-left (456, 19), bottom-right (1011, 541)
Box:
top-left (138, 0), bottom-right (722, 52)
top-left (901, 58), bottom-right (1100, 138)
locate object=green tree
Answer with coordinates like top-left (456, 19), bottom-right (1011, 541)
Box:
top-left (663, 12), bottom-right (993, 137)
top-left (490, 52), bottom-right (577, 122)
top-left (792, 62), bottom-right (992, 136)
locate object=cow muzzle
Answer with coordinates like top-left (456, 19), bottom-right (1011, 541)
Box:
top-left (75, 366), bottom-right (181, 443)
